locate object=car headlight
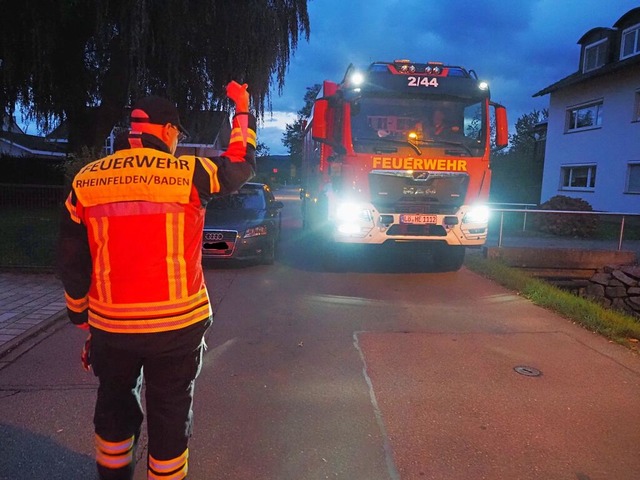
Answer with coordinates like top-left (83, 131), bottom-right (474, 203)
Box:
top-left (463, 204), bottom-right (490, 224)
top-left (244, 225), bottom-right (268, 238)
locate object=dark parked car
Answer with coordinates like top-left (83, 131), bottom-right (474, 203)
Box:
top-left (202, 183), bottom-right (283, 264)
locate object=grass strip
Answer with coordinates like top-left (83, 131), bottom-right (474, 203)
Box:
top-left (464, 253), bottom-right (640, 348)
top-left (0, 208), bottom-right (59, 268)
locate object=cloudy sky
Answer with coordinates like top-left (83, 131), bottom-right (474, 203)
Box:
top-left (258, 0), bottom-right (640, 155)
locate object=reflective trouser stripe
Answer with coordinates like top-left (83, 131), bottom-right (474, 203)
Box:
top-left (148, 449), bottom-right (188, 479)
top-left (95, 434), bottom-right (135, 470)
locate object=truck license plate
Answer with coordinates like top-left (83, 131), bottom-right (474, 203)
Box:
top-left (400, 214), bottom-right (437, 225)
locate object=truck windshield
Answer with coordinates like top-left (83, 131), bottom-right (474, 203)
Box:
top-left (350, 96), bottom-right (485, 156)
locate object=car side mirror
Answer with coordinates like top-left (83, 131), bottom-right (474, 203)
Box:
top-left (272, 201), bottom-right (284, 210)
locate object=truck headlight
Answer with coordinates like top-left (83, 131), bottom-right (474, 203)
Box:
top-left (463, 205), bottom-right (490, 224)
top-left (335, 202), bottom-right (373, 236)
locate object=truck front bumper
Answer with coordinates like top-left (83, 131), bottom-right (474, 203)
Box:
top-left (330, 207), bottom-right (489, 247)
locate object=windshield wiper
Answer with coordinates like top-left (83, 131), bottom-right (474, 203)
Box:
top-left (355, 136), bottom-right (422, 155)
top-left (355, 135), bottom-right (474, 156)
top-left (414, 138), bottom-right (474, 156)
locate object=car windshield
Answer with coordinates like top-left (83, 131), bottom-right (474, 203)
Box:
top-left (208, 188), bottom-right (266, 211)
top-left (350, 96), bottom-right (486, 156)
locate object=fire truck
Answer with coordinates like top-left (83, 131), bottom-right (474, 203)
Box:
top-left (300, 59), bottom-right (508, 270)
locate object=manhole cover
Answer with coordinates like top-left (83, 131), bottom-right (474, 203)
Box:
top-left (514, 366), bottom-right (542, 377)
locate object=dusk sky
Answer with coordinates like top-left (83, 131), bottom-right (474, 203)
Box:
top-left (258, 0), bottom-right (640, 155)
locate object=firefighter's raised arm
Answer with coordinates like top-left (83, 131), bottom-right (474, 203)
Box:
top-left (226, 80), bottom-right (249, 112)
top-left (188, 81), bottom-right (256, 200)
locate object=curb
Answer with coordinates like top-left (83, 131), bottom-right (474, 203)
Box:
top-left (0, 310), bottom-right (68, 365)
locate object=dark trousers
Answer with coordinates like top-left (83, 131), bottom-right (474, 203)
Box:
top-left (90, 320), bottom-right (210, 480)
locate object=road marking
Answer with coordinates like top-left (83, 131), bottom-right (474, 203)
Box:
top-left (307, 294), bottom-right (392, 308)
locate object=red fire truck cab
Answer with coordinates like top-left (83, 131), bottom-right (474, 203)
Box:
top-left (301, 60), bottom-right (508, 270)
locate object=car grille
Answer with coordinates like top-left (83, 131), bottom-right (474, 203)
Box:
top-left (202, 230), bottom-right (238, 256)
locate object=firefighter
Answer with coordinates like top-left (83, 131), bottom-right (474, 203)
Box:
top-left (57, 81), bottom-right (256, 480)
top-left (425, 108), bottom-right (460, 138)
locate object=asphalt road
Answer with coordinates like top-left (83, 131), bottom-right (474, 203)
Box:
top-left (1, 187), bottom-right (639, 480)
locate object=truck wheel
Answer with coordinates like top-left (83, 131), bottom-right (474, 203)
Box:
top-left (433, 245), bottom-right (465, 272)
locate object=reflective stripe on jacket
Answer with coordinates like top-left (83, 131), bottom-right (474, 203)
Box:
top-left (58, 113), bottom-right (256, 334)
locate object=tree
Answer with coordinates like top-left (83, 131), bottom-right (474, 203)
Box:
top-left (490, 108), bottom-right (548, 204)
top-left (0, 0), bottom-right (310, 153)
top-left (256, 141), bottom-right (270, 158)
top-left (282, 84), bottom-right (321, 169)
top-left (504, 108), bottom-right (548, 157)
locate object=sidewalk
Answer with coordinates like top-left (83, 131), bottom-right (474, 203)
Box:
top-left (0, 272), bottom-right (66, 361)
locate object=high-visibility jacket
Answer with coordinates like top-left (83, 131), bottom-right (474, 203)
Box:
top-left (57, 113), bottom-right (256, 334)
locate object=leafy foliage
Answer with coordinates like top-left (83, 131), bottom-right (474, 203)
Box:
top-left (282, 84), bottom-right (321, 169)
top-left (0, 0), bottom-right (310, 151)
top-left (531, 195), bottom-right (599, 237)
top-left (490, 108), bottom-right (547, 204)
top-left (504, 108), bottom-right (548, 155)
top-left (256, 141), bottom-right (271, 158)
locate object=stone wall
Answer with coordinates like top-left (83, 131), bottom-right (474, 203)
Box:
top-left (581, 265), bottom-right (640, 317)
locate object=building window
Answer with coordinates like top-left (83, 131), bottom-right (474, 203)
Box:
top-left (627, 163), bottom-right (640, 193)
top-left (583, 39), bottom-right (607, 72)
top-left (566, 101), bottom-right (603, 132)
top-left (561, 165), bottom-right (597, 190)
top-left (634, 91), bottom-right (640, 121)
top-left (621, 23), bottom-right (640, 59)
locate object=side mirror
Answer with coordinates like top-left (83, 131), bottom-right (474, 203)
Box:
top-left (272, 201), bottom-right (284, 210)
top-left (312, 99), bottom-right (329, 142)
top-left (493, 103), bottom-right (508, 149)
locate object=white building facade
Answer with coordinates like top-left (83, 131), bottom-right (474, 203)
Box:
top-left (534, 7), bottom-right (640, 212)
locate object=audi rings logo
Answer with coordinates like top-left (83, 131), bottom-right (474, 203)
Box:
top-left (204, 232), bottom-right (224, 241)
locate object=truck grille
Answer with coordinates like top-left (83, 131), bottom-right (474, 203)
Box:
top-left (369, 169), bottom-right (468, 214)
top-left (387, 224), bottom-right (447, 237)
top-left (392, 203), bottom-right (457, 214)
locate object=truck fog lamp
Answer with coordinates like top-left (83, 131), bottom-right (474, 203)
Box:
top-left (379, 214), bottom-right (394, 226)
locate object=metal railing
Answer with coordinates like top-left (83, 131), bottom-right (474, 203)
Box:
top-left (2, 185), bottom-right (639, 267)
top-left (0, 183), bottom-right (66, 208)
top-left (491, 208), bottom-right (640, 251)
top-left (488, 203), bottom-right (537, 232)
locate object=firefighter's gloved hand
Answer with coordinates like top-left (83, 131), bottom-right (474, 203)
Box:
top-left (81, 333), bottom-right (92, 372)
top-left (226, 81), bottom-right (249, 112)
